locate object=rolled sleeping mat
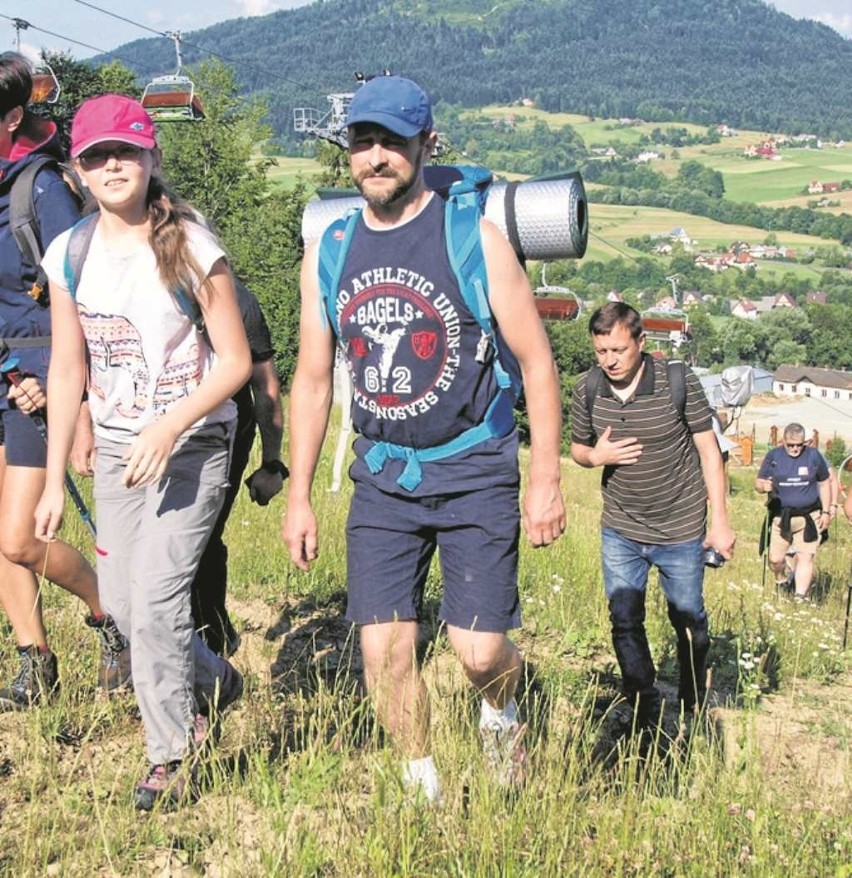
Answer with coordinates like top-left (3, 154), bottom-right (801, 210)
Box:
top-left (301, 168), bottom-right (588, 261)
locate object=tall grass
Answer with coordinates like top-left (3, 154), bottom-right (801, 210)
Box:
top-left (0, 421), bottom-right (849, 876)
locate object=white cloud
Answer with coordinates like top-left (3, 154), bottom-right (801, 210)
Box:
top-left (236, 0), bottom-right (286, 16)
top-left (818, 13), bottom-right (852, 36)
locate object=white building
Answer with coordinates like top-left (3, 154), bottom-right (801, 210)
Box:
top-left (773, 365), bottom-right (852, 402)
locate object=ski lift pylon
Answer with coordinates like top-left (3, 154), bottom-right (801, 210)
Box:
top-left (141, 31), bottom-right (204, 122)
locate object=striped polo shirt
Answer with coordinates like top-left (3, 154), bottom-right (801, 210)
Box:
top-left (571, 355), bottom-right (713, 544)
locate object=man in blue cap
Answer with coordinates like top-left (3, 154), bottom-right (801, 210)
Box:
top-left (282, 75), bottom-right (565, 803)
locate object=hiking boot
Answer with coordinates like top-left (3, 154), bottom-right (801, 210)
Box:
top-left (479, 715), bottom-right (528, 789)
top-left (193, 661), bottom-right (243, 749)
top-left (0, 645), bottom-right (59, 711)
top-left (224, 629), bottom-right (242, 658)
top-left (633, 689), bottom-right (664, 733)
top-left (86, 614), bottom-right (132, 691)
top-left (134, 761), bottom-right (196, 811)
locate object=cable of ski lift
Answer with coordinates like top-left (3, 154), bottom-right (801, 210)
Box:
top-left (8, 17), bottom-right (61, 105)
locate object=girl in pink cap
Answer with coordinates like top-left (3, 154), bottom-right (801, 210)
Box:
top-left (35, 94), bottom-right (251, 811)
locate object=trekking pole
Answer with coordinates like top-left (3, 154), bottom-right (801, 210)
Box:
top-left (844, 563), bottom-right (852, 652)
top-left (0, 356), bottom-right (97, 541)
top-left (761, 477), bottom-right (779, 595)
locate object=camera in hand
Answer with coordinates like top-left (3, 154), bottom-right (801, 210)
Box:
top-left (703, 548), bottom-right (726, 568)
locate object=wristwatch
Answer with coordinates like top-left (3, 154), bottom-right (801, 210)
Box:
top-left (260, 459), bottom-right (288, 477)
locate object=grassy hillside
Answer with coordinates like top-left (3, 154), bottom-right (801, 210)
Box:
top-left (0, 424), bottom-right (849, 874)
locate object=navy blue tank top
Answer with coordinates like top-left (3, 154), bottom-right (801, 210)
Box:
top-left (336, 194), bottom-right (518, 497)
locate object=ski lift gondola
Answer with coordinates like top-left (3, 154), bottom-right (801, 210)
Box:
top-left (641, 307), bottom-right (691, 347)
top-left (31, 63), bottom-right (60, 104)
top-left (533, 263), bottom-right (580, 321)
top-left (141, 31), bottom-right (204, 122)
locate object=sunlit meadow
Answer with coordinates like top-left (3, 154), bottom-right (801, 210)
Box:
top-left (0, 418), bottom-right (849, 876)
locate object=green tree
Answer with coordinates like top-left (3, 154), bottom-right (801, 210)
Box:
top-left (544, 319), bottom-right (596, 449)
top-left (156, 59), bottom-right (307, 385)
top-left (824, 436), bottom-right (848, 468)
top-left (158, 60), bottom-right (273, 235)
top-left (37, 51), bottom-right (138, 152)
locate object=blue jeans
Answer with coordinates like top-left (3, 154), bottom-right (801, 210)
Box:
top-left (602, 527), bottom-right (709, 709)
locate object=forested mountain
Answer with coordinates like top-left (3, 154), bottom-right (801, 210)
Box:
top-left (102, 0), bottom-right (852, 143)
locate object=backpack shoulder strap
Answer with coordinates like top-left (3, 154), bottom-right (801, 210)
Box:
top-left (583, 360), bottom-right (686, 443)
top-left (174, 286), bottom-right (204, 333)
top-left (442, 172), bottom-right (520, 403)
top-left (9, 156), bottom-right (56, 268)
top-left (317, 208), bottom-right (361, 336)
top-left (62, 213), bottom-right (100, 299)
top-left (666, 359), bottom-right (687, 422)
top-left (62, 212), bottom-right (203, 332)
top-left (583, 364), bottom-right (604, 442)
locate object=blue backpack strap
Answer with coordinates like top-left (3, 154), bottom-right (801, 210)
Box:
top-left (362, 166), bottom-right (522, 491)
top-left (317, 209), bottom-right (361, 335)
top-left (363, 387), bottom-right (516, 491)
top-left (442, 170), bottom-right (521, 404)
top-left (63, 213), bottom-right (100, 299)
top-left (174, 286), bottom-right (204, 334)
top-left (63, 212), bottom-right (203, 333)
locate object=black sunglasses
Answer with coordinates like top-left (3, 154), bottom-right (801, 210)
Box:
top-left (78, 144), bottom-right (144, 170)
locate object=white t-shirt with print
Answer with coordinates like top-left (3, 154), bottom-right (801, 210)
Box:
top-left (42, 219), bottom-right (236, 443)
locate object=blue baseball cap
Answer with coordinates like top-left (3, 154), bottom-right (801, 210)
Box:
top-left (346, 75), bottom-right (433, 138)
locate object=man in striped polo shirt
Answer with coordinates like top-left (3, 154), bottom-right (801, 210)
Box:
top-left (570, 303), bottom-right (735, 733)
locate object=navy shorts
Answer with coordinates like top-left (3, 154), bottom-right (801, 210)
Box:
top-left (346, 479), bottom-right (521, 633)
top-left (0, 408), bottom-right (47, 467)
top-left (0, 342), bottom-right (50, 469)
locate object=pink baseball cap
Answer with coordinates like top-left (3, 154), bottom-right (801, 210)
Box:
top-left (70, 94), bottom-right (157, 158)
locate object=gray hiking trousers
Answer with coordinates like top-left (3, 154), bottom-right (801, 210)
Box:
top-left (93, 423), bottom-right (233, 764)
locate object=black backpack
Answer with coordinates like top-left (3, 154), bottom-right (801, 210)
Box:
top-left (583, 358), bottom-right (687, 442)
top-left (9, 156), bottom-right (87, 306)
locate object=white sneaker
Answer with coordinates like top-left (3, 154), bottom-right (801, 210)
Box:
top-left (402, 756), bottom-right (443, 806)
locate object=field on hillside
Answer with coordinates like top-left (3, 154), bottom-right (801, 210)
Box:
top-left (710, 147), bottom-right (852, 206)
top-left (265, 155), bottom-right (323, 190)
top-left (585, 202), bottom-right (834, 263)
top-left (265, 147), bottom-right (845, 273)
top-left (0, 416), bottom-right (849, 876)
top-left (475, 104), bottom-right (852, 222)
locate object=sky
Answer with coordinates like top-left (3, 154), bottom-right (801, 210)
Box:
top-left (1, 0), bottom-right (849, 63)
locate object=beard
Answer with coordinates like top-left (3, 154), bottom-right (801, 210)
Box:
top-left (354, 150), bottom-right (423, 209)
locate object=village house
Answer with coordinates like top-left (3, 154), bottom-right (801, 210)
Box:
top-left (694, 254), bottom-right (729, 273)
top-left (808, 181), bottom-right (841, 195)
top-left (731, 299), bottom-right (758, 319)
top-left (667, 227), bottom-right (692, 249)
top-left (755, 293), bottom-right (797, 315)
top-left (773, 365), bottom-right (852, 402)
top-left (682, 290), bottom-right (705, 308)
